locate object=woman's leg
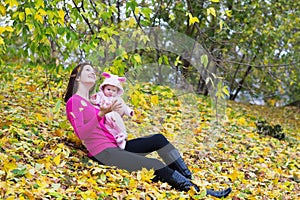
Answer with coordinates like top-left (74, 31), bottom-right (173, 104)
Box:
top-left (125, 133), bottom-right (172, 154)
top-left (92, 147), bottom-right (199, 192)
top-left (93, 147), bottom-right (231, 198)
top-left (93, 147), bottom-right (168, 173)
top-left (93, 147), bottom-right (186, 188)
top-left (125, 134), bottom-right (192, 179)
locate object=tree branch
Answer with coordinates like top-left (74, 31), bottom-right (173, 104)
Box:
top-left (220, 59), bottom-right (298, 69)
top-left (71, 0), bottom-right (95, 34)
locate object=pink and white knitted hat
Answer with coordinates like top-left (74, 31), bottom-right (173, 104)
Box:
top-left (99, 72), bottom-right (126, 96)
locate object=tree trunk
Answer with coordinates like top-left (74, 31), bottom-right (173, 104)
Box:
top-left (230, 65), bottom-right (252, 100)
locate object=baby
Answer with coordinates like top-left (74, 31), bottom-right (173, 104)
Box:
top-left (91, 72), bottom-right (134, 149)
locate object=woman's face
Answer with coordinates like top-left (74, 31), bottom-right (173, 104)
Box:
top-left (103, 85), bottom-right (118, 97)
top-left (77, 65), bottom-right (96, 85)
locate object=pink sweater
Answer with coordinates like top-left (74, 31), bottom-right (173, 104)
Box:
top-left (66, 94), bottom-right (118, 156)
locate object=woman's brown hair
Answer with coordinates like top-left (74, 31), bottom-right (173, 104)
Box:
top-left (64, 62), bottom-right (94, 103)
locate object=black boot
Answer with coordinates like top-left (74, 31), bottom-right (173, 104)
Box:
top-left (169, 157), bottom-right (192, 179)
top-left (160, 148), bottom-right (192, 179)
top-left (206, 187), bottom-right (232, 198)
top-left (166, 170), bottom-right (199, 192)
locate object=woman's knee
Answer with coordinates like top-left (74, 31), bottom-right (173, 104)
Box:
top-left (153, 133), bottom-right (169, 145)
top-left (144, 157), bottom-right (166, 170)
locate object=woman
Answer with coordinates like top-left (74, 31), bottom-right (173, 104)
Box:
top-left (64, 63), bottom-right (232, 198)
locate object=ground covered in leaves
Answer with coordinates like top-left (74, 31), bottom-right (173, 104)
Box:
top-left (0, 65), bottom-right (299, 200)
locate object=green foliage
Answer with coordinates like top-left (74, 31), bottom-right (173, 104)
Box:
top-left (1, 0), bottom-right (300, 105)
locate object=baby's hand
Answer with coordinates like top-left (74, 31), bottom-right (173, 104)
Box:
top-left (100, 99), bottom-right (112, 108)
top-left (98, 99), bottom-right (122, 117)
top-left (90, 93), bottom-right (98, 104)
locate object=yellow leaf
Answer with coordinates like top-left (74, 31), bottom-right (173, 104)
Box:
top-left (81, 191), bottom-right (98, 199)
top-left (187, 13), bottom-right (199, 25)
top-left (225, 10), bottom-right (232, 17)
top-left (137, 168), bottom-right (155, 183)
top-left (35, 113), bottom-right (46, 122)
top-left (34, 12), bottom-right (43, 23)
top-left (210, 0), bottom-right (220, 2)
top-left (151, 95), bottom-right (159, 105)
top-left (5, 26), bottom-right (13, 32)
top-left (0, 26), bottom-right (14, 34)
top-left (87, 177), bottom-right (97, 185)
top-left (193, 125), bottom-right (202, 134)
top-left (129, 178), bottom-right (137, 188)
top-left (55, 148), bottom-right (62, 154)
top-left (190, 16), bottom-right (199, 25)
top-left (36, 176), bottom-right (49, 189)
top-left (237, 117), bottom-right (247, 126)
top-left (24, 189), bottom-right (35, 200)
top-left (0, 36), bottom-right (4, 45)
top-left (227, 169), bottom-right (239, 182)
top-left (134, 7), bottom-right (140, 16)
top-left (128, 17), bottom-right (136, 27)
top-left (174, 56), bottom-right (182, 66)
top-left (5, 0), bottom-right (18, 8)
top-left (169, 14), bottom-right (175, 21)
top-left (207, 7), bottom-right (216, 17)
top-left (25, 169), bottom-right (34, 179)
top-left (133, 54), bottom-right (141, 63)
top-left (57, 9), bottom-right (65, 26)
top-left (53, 154), bottom-right (61, 166)
top-left (38, 8), bottom-right (47, 16)
top-left (25, 8), bottom-right (32, 16)
top-left (131, 93), bottom-right (139, 106)
top-left (35, 0), bottom-right (44, 9)
top-left (123, 52), bottom-right (128, 59)
top-left (0, 181), bottom-right (7, 189)
top-left (4, 161), bottom-right (17, 172)
top-left (259, 157), bottom-right (264, 163)
top-left (139, 96), bottom-right (150, 110)
top-left (219, 19), bottom-right (223, 31)
top-left (19, 12), bottom-right (25, 21)
top-left (266, 98), bottom-right (276, 106)
top-left (0, 4), bottom-right (6, 16)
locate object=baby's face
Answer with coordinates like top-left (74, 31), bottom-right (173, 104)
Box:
top-left (103, 85), bottom-right (118, 97)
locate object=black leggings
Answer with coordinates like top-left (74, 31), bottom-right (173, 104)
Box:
top-left (92, 134), bottom-right (176, 179)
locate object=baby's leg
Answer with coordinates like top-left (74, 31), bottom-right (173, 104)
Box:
top-left (105, 111), bottom-right (127, 134)
top-left (105, 112), bottom-right (127, 149)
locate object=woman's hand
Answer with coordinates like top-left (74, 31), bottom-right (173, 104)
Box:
top-left (98, 99), bottom-right (122, 117)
